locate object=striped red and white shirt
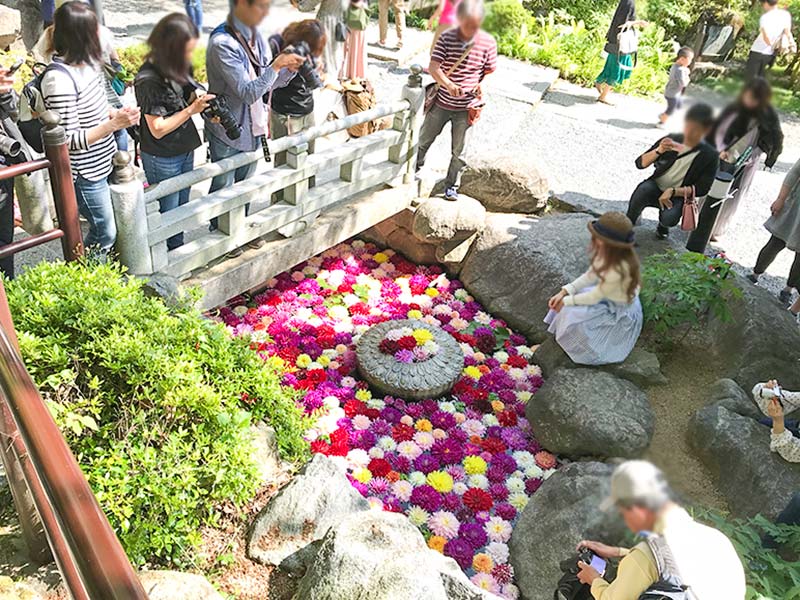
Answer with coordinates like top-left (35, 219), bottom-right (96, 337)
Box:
top-left (431, 28), bottom-right (497, 111)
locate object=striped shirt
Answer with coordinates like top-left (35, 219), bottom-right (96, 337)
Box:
top-left (431, 28), bottom-right (497, 111)
top-left (41, 60), bottom-right (115, 182)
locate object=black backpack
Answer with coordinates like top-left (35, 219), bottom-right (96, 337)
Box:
top-left (19, 61), bottom-right (77, 153)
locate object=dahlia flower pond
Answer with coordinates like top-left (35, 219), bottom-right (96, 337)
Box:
top-left (214, 240), bottom-right (556, 599)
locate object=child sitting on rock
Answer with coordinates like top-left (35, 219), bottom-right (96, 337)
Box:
top-left (754, 379), bottom-right (800, 463)
top-left (544, 211), bottom-right (643, 366)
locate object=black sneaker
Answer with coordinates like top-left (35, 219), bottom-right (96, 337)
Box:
top-left (747, 273), bottom-right (760, 285)
top-left (655, 226), bottom-right (669, 240)
top-left (779, 288), bottom-right (793, 307)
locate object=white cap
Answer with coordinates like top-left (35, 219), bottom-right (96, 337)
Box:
top-left (599, 460), bottom-right (671, 511)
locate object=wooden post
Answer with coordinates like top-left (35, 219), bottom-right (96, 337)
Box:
top-left (41, 111), bottom-right (84, 262)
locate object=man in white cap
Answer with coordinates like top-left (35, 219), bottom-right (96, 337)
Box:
top-left (575, 460), bottom-right (745, 599)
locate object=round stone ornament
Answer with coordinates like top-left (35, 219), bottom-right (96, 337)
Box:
top-left (356, 319), bottom-right (464, 401)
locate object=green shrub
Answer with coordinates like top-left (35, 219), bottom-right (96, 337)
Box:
top-left (117, 42), bottom-right (208, 84)
top-left (485, 0), bottom-right (535, 41)
top-left (523, 0), bottom-right (617, 29)
top-left (640, 251), bottom-right (742, 342)
top-left (694, 509), bottom-right (800, 599)
top-left (643, 0), bottom-right (696, 43)
top-left (6, 260), bottom-right (307, 565)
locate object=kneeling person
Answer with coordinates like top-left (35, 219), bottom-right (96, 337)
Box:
top-left (576, 461), bottom-right (745, 600)
top-left (627, 103), bottom-right (719, 239)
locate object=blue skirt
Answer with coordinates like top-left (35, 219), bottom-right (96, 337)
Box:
top-left (544, 288), bottom-right (643, 366)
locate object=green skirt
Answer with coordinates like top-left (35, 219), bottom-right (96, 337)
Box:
top-left (596, 53), bottom-right (634, 87)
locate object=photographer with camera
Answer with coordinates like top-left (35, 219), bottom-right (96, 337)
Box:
top-left (0, 66), bottom-right (21, 277)
top-left (270, 19), bottom-right (325, 199)
top-left (41, 1), bottom-right (140, 253)
top-left (569, 461), bottom-right (744, 600)
top-left (205, 0), bottom-right (305, 239)
top-left (135, 13), bottom-right (216, 251)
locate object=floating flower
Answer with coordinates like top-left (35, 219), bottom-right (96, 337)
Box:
top-left (486, 542), bottom-right (510, 564)
top-left (427, 471), bottom-right (454, 494)
top-left (407, 506), bottom-right (429, 527)
top-left (473, 553), bottom-right (494, 573)
top-left (429, 510), bottom-right (460, 539)
top-left (470, 573), bottom-right (500, 593)
top-left (485, 517), bottom-right (512, 543)
top-left (463, 456), bottom-right (487, 475)
top-left (428, 535), bottom-right (447, 553)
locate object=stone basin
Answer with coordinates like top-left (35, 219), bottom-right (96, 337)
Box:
top-left (355, 319), bottom-right (464, 401)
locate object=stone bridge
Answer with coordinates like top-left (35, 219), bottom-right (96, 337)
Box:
top-left (110, 72), bottom-right (425, 309)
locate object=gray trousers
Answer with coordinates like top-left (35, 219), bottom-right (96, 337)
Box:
top-left (416, 104), bottom-right (471, 191)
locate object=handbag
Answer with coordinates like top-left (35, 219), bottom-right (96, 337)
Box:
top-left (617, 24), bottom-right (639, 55)
top-left (335, 21), bottom-right (348, 42)
top-left (680, 185), bottom-right (698, 232)
top-left (774, 30), bottom-right (797, 57)
top-left (424, 42), bottom-right (474, 113)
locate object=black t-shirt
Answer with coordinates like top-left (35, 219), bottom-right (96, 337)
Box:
top-left (134, 62), bottom-right (202, 157)
top-left (270, 60), bottom-right (316, 117)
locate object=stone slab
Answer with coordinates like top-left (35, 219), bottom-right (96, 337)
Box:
top-left (184, 184), bottom-right (417, 310)
top-left (484, 57), bottom-right (559, 107)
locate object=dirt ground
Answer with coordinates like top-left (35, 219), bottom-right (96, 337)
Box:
top-left (642, 343), bottom-right (730, 513)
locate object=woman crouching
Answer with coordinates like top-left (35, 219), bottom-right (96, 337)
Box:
top-left (545, 211), bottom-right (643, 366)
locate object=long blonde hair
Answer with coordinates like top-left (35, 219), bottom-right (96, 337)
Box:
top-left (590, 238), bottom-right (641, 302)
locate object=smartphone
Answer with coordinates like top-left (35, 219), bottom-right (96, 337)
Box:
top-left (5, 58), bottom-right (24, 76)
top-left (590, 554), bottom-right (607, 576)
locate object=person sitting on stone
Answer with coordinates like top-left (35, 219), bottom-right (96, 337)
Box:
top-left (545, 211), bottom-right (642, 366)
top-left (757, 379), bottom-right (800, 462)
top-left (626, 103), bottom-right (719, 240)
top-left (576, 460), bottom-right (746, 600)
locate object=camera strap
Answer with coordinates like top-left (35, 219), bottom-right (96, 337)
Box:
top-left (225, 17), bottom-right (265, 77)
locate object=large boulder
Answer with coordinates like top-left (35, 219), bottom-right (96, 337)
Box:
top-left (459, 155), bottom-right (549, 214)
top-left (139, 571), bottom-right (223, 600)
top-left (527, 368), bottom-right (654, 458)
top-left (293, 511), bottom-right (499, 600)
top-left (509, 462), bottom-right (627, 600)
top-left (412, 195), bottom-right (486, 244)
top-left (707, 277), bottom-right (800, 392)
top-left (533, 337), bottom-right (665, 387)
top-left (247, 454), bottom-right (370, 568)
top-left (0, 5), bottom-right (20, 49)
top-left (461, 213), bottom-right (591, 341)
top-left (690, 384), bottom-right (800, 520)
top-left (0, 576), bottom-right (42, 600)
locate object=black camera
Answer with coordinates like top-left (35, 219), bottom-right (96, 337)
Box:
top-left (0, 133), bottom-right (21, 159)
top-left (283, 41), bottom-right (323, 90)
top-left (187, 76), bottom-right (242, 141)
top-left (204, 94), bottom-right (241, 141)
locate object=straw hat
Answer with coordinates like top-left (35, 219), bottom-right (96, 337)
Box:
top-left (587, 211), bottom-right (635, 248)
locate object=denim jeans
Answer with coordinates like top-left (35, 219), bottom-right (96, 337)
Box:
top-left (626, 179), bottom-right (685, 236)
top-left (142, 151), bottom-right (194, 250)
top-left (0, 178), bottom-right (14, 278)
top-left (114, 128), bottom-right (128, 153)
top-left (416, 104), bottom-right (471, 191)
top-left (184, 0), bottom-right (203, 31)
top-left (74, 176), bottom-right (116, 251)
top-left (207, 132), bottom-right (258, 229)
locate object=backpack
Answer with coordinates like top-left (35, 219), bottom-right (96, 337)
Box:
top-left (19, 61), bottom-right (78, 153)
top-left (342, 79), bottom-right (385, 138)
top-left (638, 535), bottom-right (692, 600)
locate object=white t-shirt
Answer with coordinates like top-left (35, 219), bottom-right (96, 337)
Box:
top-left (751, 8), bottom-right (792, 55)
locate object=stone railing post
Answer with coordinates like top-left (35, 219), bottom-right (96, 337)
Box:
top-left (283, 142), bottom-right (309, 205)
top-left (389, 64), bottom-right (425, 185)
top-left (109, 151), bottom-right (153, 275)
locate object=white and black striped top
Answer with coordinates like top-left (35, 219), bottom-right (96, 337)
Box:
top-left (41, 61), bottom-right (115, 182)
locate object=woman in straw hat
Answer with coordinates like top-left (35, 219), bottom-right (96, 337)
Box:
top-left (545, 212), bottom-right (643, 366)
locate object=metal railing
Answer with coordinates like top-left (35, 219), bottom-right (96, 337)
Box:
top-left (0, 111), bottom-right (148, 599)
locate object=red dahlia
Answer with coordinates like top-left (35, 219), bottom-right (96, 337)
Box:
top-left (463, 488), bottom-right (493, 512)
top-left (498, 410), bottom-right (518, 427)
top-left (397, 336), bottom-right (417, 351)
top-left (329, 428), bottom-right (348, 446)
top-left (310, 440), bottom-right (331, 455)
top-left (343, 399), bottom-right (364, 417)
top-left (481, 437), bottom-right (507, 455)
top-left (507, 355), bottom-right (528, 368)
top-left (368, 458), bottom-right (391, 478)
top-left (392, 423), bottom-right (415, 442)
top-left (379, 338), bottom-right (399, 354)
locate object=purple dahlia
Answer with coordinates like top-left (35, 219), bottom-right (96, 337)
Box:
top-left (410, 484), bottom-right (443, 512)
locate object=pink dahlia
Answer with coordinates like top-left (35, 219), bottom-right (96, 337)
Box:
top-left (429, 510), bottom-right (460, 539)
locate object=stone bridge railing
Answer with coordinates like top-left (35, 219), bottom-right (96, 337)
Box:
top-left (110, 72), bottom-right (424, 284)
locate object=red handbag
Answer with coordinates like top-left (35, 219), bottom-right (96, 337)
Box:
top-left (680, 185), bottom-right (698, 232)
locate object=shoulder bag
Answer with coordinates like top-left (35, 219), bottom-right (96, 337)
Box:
top-left (680, 184), bottom-right (698, 232)
top-left (774, 29), bottom-right (797, 57)
top-left (346, 4), bottom-right (369, 31)
top-left (424, 41), bottom-right (474, 114)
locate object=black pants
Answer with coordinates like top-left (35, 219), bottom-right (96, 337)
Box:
top-left (754, 234), bottom-right (800, 290)
top-left (0, 179), bottom-right (14, 278)
top-left (626, 179), bottom-right (684, 235)
top-left (745, 51), bottom-right (773, 82)
top-left (764, 491), bottom-right (800, 549)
